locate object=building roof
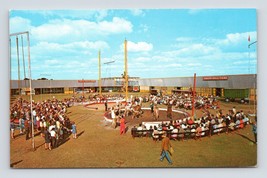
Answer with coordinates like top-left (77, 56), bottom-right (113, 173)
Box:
top-left (10, 74), bottom-right (257, 89)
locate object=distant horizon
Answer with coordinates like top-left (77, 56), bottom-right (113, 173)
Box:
top-left (9, 9), bottom-right (257, 80)
top-left (10, 73), bottom-right (257, 81)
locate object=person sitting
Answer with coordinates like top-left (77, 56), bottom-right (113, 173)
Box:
top-left (142, 126), bottom-right (147, 137)
top-left (187, 118), bottom-right (194, 125)
top-left (170, 127), bottom-right (178, 140)
top-left (201, 124), bottom-right (208, 136)
top-left (228, 120), bottom-right (236, 132)
top-left (178, 127), bottom-right (185, 141)
top-left (152, 126), bottom-right (160, 142)
top-left (131, 126), bottom-right (137, 138)
top-left (195, 124), bottom-right (202, 140)
top-left (239, 118), bottom-right (244, 129)
top-left (137, 124), bottom-right (143, 137)
top-left (190, 125), bottom-right (196, 139)
top-left (184, 126), bottom-right (191, 140)
top-left (148, 125), bottom-right (154, 138)
top-left (235, 119), bottom-right (240, 129)
top-left (243, 115), bottom-right (250, 125)
top-left (162, 123), bottom-right (168, 131)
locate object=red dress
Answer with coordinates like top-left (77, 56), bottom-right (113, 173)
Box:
top-left (120, 118), bottom-right (126, 134)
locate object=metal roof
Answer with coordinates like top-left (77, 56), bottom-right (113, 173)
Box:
top-left (10, 74), bottom-right (256, 89)
top-left (139, 74), bottom-right (257, 89)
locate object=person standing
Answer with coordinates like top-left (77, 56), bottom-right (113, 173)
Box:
top-left (150, 102), bottom-right (154, 114)
top-left (160, 132), bottom-right (173, 165)
top-left (104, 99), bottom-right (108, 111)
top-left (18, 117), bottom-right (24, 134)
top-left (252, 121), bottom-right (257, 144)
top-left (24, 119), bottom-right (30, 140)
top-left (10, 119), bottom-right (15, 139)
top-left (50, 128), bottom-right (57, 148)
top-left (167, 101), bottom-right (172, 120)
top-left (111, 107), bottom-right (116, 129)
top-left (154, 104), bottom-right (159, 120)
top-left (44, 129), bottom-right (51, 150)
top-left (72, 121), bottom-right (77, 139)
top-left (120, 115), bottom-right (126, 135)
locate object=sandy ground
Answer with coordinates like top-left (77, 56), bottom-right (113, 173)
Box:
top-left (10, 101), bottom-right (257, 168)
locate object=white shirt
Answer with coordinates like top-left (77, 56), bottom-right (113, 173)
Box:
top-left (111, 110), bottom-right (115, 119)
top-left (32, 110), bottom-right (36, 117)
top-left (50, 130), bottom-right (56, 137)
top-left (49, 125), bottom-right (55, 133)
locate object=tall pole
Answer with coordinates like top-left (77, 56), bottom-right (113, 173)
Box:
top-left (248, 40), bottom-right (257, 115)
top-left (124, 39), bottom-right (128, 101)
top-left (9, 38), bottom-right (12, 96)
top-left (82, 78), bottom-right (84, 99)
top-left (191, 73), bottom-right (196, 117)
top-left (16, 36), bottom-right (21, 95)
top-left (21, 35), bottom-right (27, 87)
top-left (98, 50), bottom-right (102, 97)
top-left (26, 32), bottom-right (35, 150)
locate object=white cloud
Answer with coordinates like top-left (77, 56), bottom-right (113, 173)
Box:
top-left (133, 57), bottom-right (151, 62)
top-left (176, 37), bottom-right (193, 42)
top-left (216, 31), bottom-right (257, 46)
top-left (166, 63), bottom-right (182, 67)
top-left (95, 10), bottom-right (108, 21)
top-left (130, 9), bottom-right (145, 16)
top-left (98, 17), bottom-right (133, 33)
top-left (30, 17), bottom-right (133, 42)
top-left (25, 10), bottom-right (109, 21)
top-left (44, 59), bottom-right (60, 65)
top-left (33, 40), bottom-right (109, 52)
top-left (121, 41), bottom-right (153, 52)
top-left (152, 56), bottom-right (174, 62)
top-left (187, 63), bottom-right (202, 67)
top-left (9, 16), bottom-right (32, 33)
top-left (164, 43), bottom-right (219, 58)
top-left (139, 24), bottom-right (149, 33)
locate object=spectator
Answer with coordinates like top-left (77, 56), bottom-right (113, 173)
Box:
top-left (39, 119), bottom-right (44, 137)
top-left (71, 121), bottom-right (77, 139)
top-left (196, 124), bottom-right (202, 140)
top-left (10, 119), bottom-right (15, 139)
top-left (150, 102), bottom-right (154, 114)
top-left (152, 126), bottom-right (160, 142)
top-left (111, 107), bottom-right (116, 129)
top-left (104, 99), bottom-right (108, 111)
top-left (44, 129), bottom-right (51, 150)
top-left (119, 116), bottom-right (126, 135)
top-left (18, 117), bottom-right (24, 134)
top-left (252, 121), bottom-right (257, 144)
top-left (171, 127), bottom-right (178, 140)
top-left (24, 119), bottom-right (31, 140)
top-left (50, 128), bottom-right (57, 148)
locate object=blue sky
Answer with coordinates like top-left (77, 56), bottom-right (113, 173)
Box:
top-left (9, 9), bottom-right (257, 80)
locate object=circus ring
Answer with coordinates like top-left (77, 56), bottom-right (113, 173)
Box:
top-left (83, 99), bottom-right (190, 128)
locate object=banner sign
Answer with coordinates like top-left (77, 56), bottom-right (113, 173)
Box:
top-left (78, 80), bottom-right (96, 83)
top-left (203, 76), bottom-right (228, 81)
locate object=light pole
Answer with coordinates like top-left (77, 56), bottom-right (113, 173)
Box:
top-left (248, 40), bottom-right (257, 115)
top-left (10, 31), bottom-right (35, 150)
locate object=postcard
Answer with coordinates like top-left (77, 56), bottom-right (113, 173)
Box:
top-left (9, 9), bottom-right (257, 168)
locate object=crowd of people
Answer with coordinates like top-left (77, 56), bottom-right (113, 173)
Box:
top-left (131, 106), bottom-right (253, 142)
top-left (10, 97), bottom-right (77, 150)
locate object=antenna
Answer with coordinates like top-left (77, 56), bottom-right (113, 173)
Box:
top-left (103, 60), bottom-right (116, 78)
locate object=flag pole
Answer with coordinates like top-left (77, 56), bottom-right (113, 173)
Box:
top-left (124, 39), bottom-right (128, 101)
top-left (191, 73), bottom-right (196, 117)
